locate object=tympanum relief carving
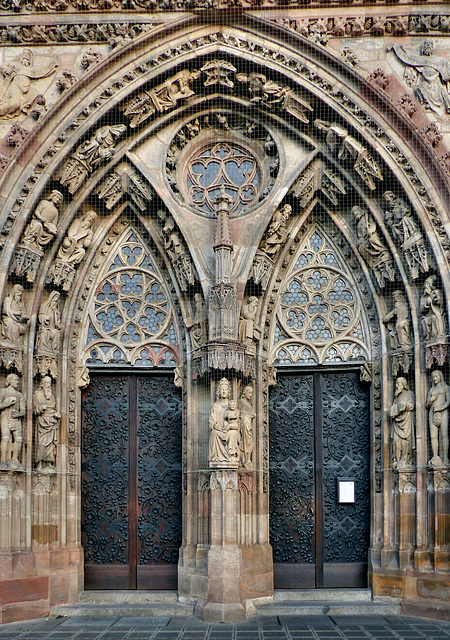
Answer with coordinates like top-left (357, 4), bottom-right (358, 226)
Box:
top-left (0, 48), bottom-right (58, 122)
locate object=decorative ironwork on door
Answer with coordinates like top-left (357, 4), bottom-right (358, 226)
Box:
top-left (82, 373), bottom-right (182, 590)
top-left (269, 371), bottom-right (370, 588)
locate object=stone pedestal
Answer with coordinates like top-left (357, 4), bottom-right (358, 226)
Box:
top-left (202, 469), bottom-right (245, 622)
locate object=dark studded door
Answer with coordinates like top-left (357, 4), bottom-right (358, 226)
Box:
top-left (81, 373), bottom-right (182, 590)
top-left (269, 371), bottom-right (370, 588)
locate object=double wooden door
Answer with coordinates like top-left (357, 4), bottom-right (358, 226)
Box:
top-left (269, 371), bottom-right (370, 588)
top-left (81, 373), bottom-right (182, 589)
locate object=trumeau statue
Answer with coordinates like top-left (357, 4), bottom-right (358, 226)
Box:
top-left (34, 376), bottom-right (61, 474)
top-left (383, 191), bottom-right (430, 280)
top-left (427, 370), bottom-right (450, 467)
top-left (238, 297), bottom-right (259, 346)
top-left (209, 377), bottom-right (238, 468)
top-left (0, 374), bottom-right (25, 472)
top-left (390, 41), bottom-right (450, 119)
top-left (390, 377), bottom-right (415, 468)
top-left (238, 385), bottom-right (255, 470)
top-left (420, 276), bottom-right (447, 368)
top-left (1, 285), bottom-right (29, 344)
top-left (58, 125), bottom-right (126, 194)
top-left (352, 205), bottom-right (395, 288)
top-left (0, 49), bottom-right (58, 120)
top-left (383, 290), bottom-right (411, 375)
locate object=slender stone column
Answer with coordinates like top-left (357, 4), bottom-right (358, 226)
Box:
top-left (433, 465), bottom-right (449, 571)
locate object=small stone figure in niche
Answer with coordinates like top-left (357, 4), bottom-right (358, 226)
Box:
top-left (224, 400), bottom-right (240, 461)
top-left (238, 296), bottom-right (259, 345)
top-left (239, 385), bottom-right (255, 470)
top-left (209, 377), bottom-right (236, 467)
top-left (1, 284), bottom-right (29, 343)
top-left (186, 293), bottom-right (206, 349)
top-left (427, 370), bottom-right (450, 466)
top-left (34, 376), bottom-right (61, 473)
top-left (390, 377), bottom-right (415, 468)
top-left (56, 210), bottom-right (96, 267)
top-left (420, 276), bottom-right (447, 368)
top-left (21, 190), bottom-right (63, 253)
top-left (383, 191), bottom-right (429, 279)
top-left (37, 291), bottom-right (61, 354)
top-left (383, 290), bottom-right (411, 374)
top-left (261, 203), bottom-right (292, 257)
top-left (0, 374), bottom-right (25, 472)
top-left (352, 205), bottom-right (394, 288)
top-left (58, 125), bottom-right (126, 194)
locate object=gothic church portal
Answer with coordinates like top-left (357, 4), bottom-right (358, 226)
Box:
top-left (0, 2), bottom-right (448, 624)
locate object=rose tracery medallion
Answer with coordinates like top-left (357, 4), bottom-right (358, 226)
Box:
top-left (166, 112), bottom-right (280, 217)
top-left (187, 142), bottom-right (260, 215)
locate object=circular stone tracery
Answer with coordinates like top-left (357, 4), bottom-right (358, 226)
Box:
top-left (166, 112), bottom-right (280, 217)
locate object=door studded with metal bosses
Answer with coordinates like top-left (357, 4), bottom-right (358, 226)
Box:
top-left (81, 373), bottom-right (182, 590)
top-left (269, 370), bottom-right (370, 588)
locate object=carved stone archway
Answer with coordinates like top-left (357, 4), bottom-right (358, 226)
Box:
top-left (0, 13), bottom-right (448, 623)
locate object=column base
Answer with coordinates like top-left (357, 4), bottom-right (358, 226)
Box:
top-left (202, 602), bottom-right (246, 623)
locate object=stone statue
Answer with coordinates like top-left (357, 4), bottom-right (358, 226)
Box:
top-left (390, 41), bottom-right (450, 119)
top-left (0, 49), bottom-right (58, 119)
top-left (34, 376), bottom-right (61, 473)
top-left (186, 293), bottom-right (207, 349)
top-left (1, 284), bottom-right (29, 343)
top-left (427, 370), bottom-right (450, 466)
top-left (162, 218), bottom-right (195, 290)
top-left (383, 191), bottom-right (429, 279)
top-left (314, 120), bottom-right (383, 190)
top-left (58, 125), bottom-right (126, 194)
top-left (239, 385), bottom-right (255, 470)
top-left (37, 291), bottom-right (61, 354)
top-left (261, 204), bottom-right (292, 256)
top-left (236, 72), bottom-right (292, 108)
top-left (238, 296), bottom-right (259, 345)
top-left (421, 276), bottom-right (446, 342)
top-left (352, 205), bottom-right (394, 288)
top-left (420, 276), bottom-right (447, 368)
top-left (383, 290), bottom-right (411, 373)
top-left (0, 374), bottom-right (25, 472)
top-left (21, 190), bottom-right (62, 252)
top-left (224, 400), bottom-right (240, 461)
top-left (390, 377), bottom-right (415, 468)
top-left (55, 210), bottom-right (96, 266)
top-left (209, 377), bottom-right (237, 467)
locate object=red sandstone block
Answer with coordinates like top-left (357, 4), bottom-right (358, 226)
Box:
top-left (2, 600), bottom-right (49, 624)
top-left (0, 577), bottom-right (48, 605)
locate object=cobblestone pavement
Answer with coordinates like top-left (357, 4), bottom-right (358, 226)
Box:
top-left (0, 616), bottom-right (449, 640)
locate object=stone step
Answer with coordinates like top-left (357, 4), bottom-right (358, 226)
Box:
top-left (80, 590), bottom-right (179, 604)
top-left (51, 602), bottom-right (195, 618)
top-left (273, 589), bottom-right (372, 603)
top-left (256, 601), bottom-right (400, 617)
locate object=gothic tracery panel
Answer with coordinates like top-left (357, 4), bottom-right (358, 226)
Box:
top-left (270, 225), bottom-right (370, 366)
top-left (83, 228), bottom-right (180, 368)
